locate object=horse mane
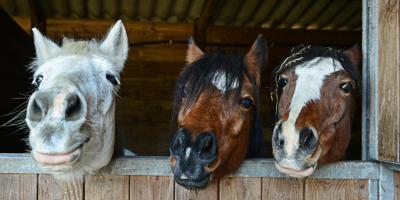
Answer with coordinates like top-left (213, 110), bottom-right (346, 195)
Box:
top-left (274, 45), bottom-right (360, 86)
top-left (171, 50), bottom-right (266, 157)
top-left (61, 38), bottom-right (101, 55)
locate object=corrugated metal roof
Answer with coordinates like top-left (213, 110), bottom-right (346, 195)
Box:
top-left (0, 0), bottom-right (361, 30)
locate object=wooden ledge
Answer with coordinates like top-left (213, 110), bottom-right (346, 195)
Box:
top-left (0, 153), bottom-right (379, 180)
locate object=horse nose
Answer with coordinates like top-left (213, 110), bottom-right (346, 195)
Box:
top-left (299, 127), bottom-right (318, 151)
top-left (196, 132), bottom-right (217, 164)
top-left (27, 89), bottom-right (86, 123)
top-left (272, 123), bottom-right (285, 150)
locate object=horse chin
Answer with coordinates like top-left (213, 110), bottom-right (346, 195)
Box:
top-left (275, 162), bottom-right (317, 178)
top-left (175, 174), bottom-right (212, 190)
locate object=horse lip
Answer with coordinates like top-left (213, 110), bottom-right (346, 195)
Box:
top-left (32, 143), bottom-right (85, 166)
top-left (275, 162), bottom-right (315, 178)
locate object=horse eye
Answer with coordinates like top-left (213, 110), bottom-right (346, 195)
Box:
top-left (240, 97), bottom-right (253, 109)
top-left (106, 74), bottom-right (119, 86)
top-left (340, 82), bottom-right (353, 93)
top-left (278, 77), bottom-right (288, 88)
top-left (34, 75), bottom-right (43, 86)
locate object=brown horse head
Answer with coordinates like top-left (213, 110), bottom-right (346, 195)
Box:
top-left (169, 36), bottom-right (268, 189)
top-left (272, 45), bottom-right (361, 178)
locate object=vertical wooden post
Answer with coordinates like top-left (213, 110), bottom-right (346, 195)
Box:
top-left (193, 0), bottom-right (216, 49)
top-left (376, 0), bottom-right (400, 162)
top-left (29, 0), bottom-right (46, 33)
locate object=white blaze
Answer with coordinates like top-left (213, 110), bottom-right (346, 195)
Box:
top-left (211, 71), bottom-right (239, 92)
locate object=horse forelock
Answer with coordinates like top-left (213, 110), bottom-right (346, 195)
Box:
top-left (29, 38), bottom-right (106, 72)
top-left (275, 45), bottom-right (359, 86)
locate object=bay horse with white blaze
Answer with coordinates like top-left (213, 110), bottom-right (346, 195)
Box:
top-left (272, 45), bottom-right (361, 178)
top-left (169, 36), bottom-right (268, 189)
top-left (25, 21), bottom-right (128, 180)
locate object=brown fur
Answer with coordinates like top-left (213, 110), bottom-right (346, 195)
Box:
top-left (172, 39), bottom-right (264, 180)
top-left (277, 46), bottom-right (360, 165)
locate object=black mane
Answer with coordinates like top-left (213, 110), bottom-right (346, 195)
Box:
top-left (275, 45), bottom-right (360, 85)
top-left (172, 50), bottom-right (266, 158)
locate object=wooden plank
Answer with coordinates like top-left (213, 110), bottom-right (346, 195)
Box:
top-left (29, 0), bottom-right (46, 33)
top-left (130, 176), bottom-right (174, 200)
top-left (220, 177), bottom-right (261, 200)
top-left (12, 18), bottom-right (361, 46)
top-left (175, 180), bottom-right (219, 200)
top-left (377, 0), bottom-right (400, 162)
top-left (128, 45), bottom-right (187, 62)
top-left (38, 174), bottom-right (83, 200)
top-left (0, 154), bottom-right (381, 179)
top-left (262, 178), bottom-right (304, 200)
top-left (0, 174), bottom-right (37, 200)
top-left (85, 175), bottom-right (129, 200)
top-left (304, 179), bottom-right (369, 200)
top-left (193, 0), bottom-right (217, 48)
top-left (395, 171), bottom-right (400, 200)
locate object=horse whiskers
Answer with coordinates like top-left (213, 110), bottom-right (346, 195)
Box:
top-left (2, 109), bottom-right (27, 128)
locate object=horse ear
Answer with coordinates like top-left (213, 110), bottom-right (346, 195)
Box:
top-left (100, 20), bottom-right (129, 72)
top-left (343, 44), bottom-right (361, 71)
top-left (32, 28), bottom-right (61, 66)
top-left (186, 37), bottom-right (204, 64)
top-left (245, 35), bottom-right (268, 86)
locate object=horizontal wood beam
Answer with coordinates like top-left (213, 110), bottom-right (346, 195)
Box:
top-left (13, 18), bottom-right (361, 46)
top-left (0, 153), bottom-right (379, 179)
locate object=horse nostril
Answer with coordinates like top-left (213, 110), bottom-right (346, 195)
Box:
top-left (27, 95), bottom-right (47, 122)
top-left (197, 132), bottom-right (217, 163)
top-left (65, 94), bottom-right (83, 121)
top-left (32, 99), bottom-right (42, 115)
top-left (299, 128), bottom-right (317, 150)
top-left (170, 129), bottom-right (190, 156)
top-left (273, 125), bottom-right (284, 150)
top-left (278, 139), bottom-right (284, 149)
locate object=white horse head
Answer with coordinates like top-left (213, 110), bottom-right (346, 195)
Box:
top-left (25, 20), bottom-right (128, 180)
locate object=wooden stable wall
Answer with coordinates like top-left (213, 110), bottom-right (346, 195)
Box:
top-left (0, 174), bottom-right (370, 200)
top-left (11, 18), bottom-right (362, 156)
top-left (0, 154), bottom-right (378, 200)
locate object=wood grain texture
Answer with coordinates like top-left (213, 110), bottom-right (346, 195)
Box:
top-left (262, 178), bottom-right (304, 200)
top-left (220, 177), bottom-right (261, 200)
top-left (85, 175), bottom-right (129, 200)
top-left (396, 171), bottom-right (400, 200)
top-left (12, 18), bottom-right (360, 46)
top-left (304, 179), bottom-right (368, 200)
top-left (175, 179), bottom-right (219, 200)
top-left (38, 174), bottom-right (83, 200)
top-left (130, 176), bottom-right (174, 200)
top-left (378, 0), bottom-right (400, 162)
top-left (0, 174), bottom-right (37, 200)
